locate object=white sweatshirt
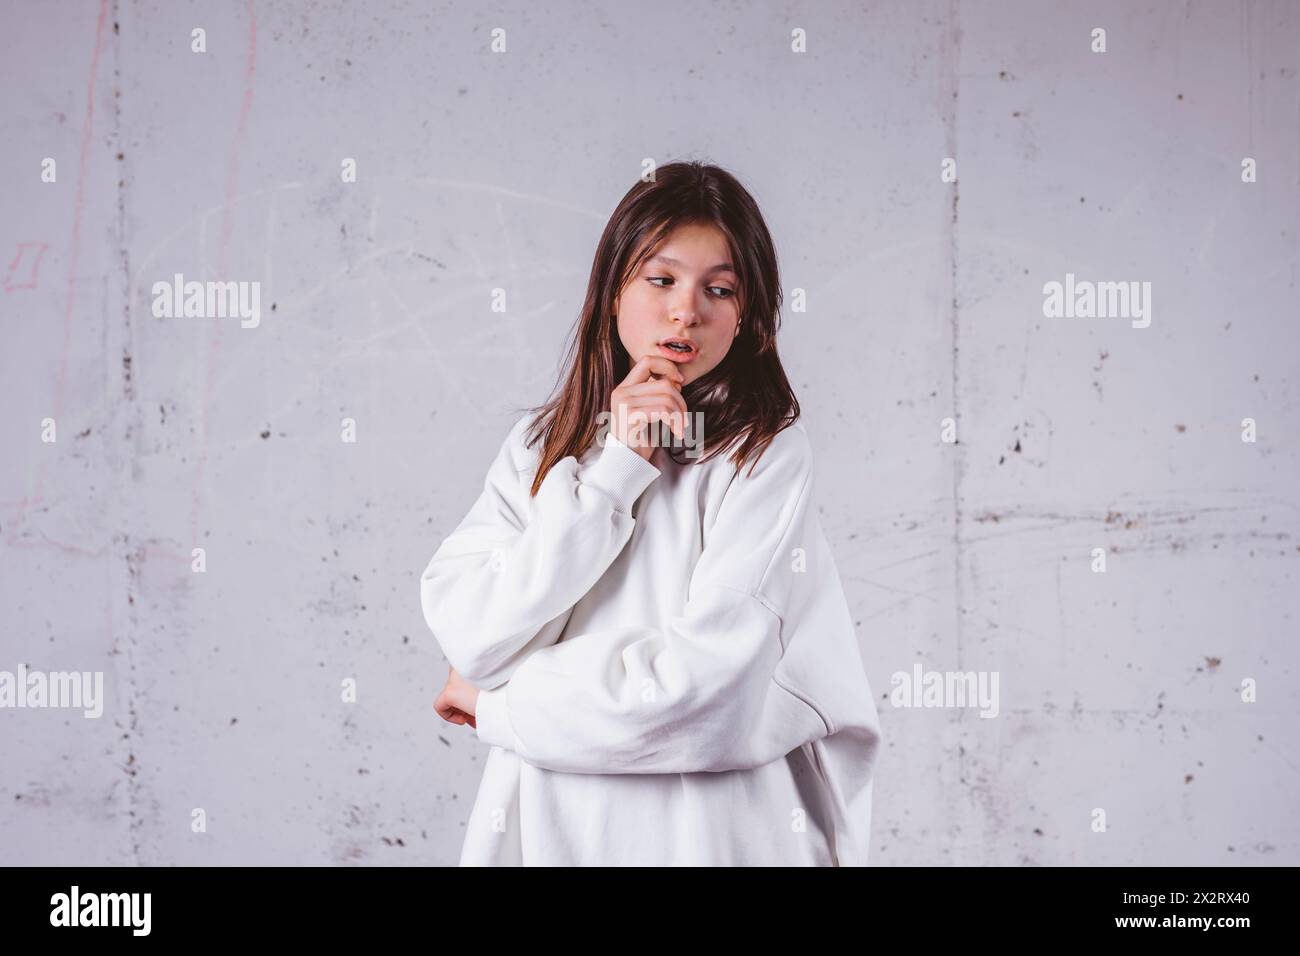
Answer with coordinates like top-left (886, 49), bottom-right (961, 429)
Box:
top-left (419, 413), bottom-right (883, 866)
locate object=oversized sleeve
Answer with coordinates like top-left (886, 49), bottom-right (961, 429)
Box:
top-left (419, 415), bottom-right (663, 689)
top-left (472, 424), bottom-right (834, 775)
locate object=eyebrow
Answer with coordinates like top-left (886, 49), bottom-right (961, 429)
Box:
top-left (647, 254), bottom-right (737, 276)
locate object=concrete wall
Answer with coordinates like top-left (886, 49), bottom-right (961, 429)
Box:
top-left (1, 0), bottom-right (1296, 865)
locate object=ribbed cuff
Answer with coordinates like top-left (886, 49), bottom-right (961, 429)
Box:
top-left (475, 684), bottom-right (517, 751)
top-left (584, 434), bottom-right (661, 513)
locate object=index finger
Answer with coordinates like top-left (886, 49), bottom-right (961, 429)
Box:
top-left (622, 354), bottom-right (685, 387)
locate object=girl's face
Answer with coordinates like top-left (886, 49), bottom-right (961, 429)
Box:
top-left (613, 222), bottom-right (742, 386)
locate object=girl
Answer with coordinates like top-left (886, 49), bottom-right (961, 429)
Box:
top-left (420, 161), bottom-right (882, 866)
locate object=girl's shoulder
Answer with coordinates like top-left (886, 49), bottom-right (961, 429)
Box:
top-left (711, 418), bottom-right (814, 492)
top-left (733, 421), bottom-right (811, 473)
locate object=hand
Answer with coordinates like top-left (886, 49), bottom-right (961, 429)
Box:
top-left (610, 354), bottom-right (688, 462)
top-left (434, 666), bottom-right (479, 728)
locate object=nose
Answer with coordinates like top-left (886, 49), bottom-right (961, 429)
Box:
top-left (671, 301), bottom-right (700, 326)
top-left (668, 283), bottom-right (703, 325)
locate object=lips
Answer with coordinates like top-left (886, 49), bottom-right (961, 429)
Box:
top-left (658, 337), bottom-right (697, 362)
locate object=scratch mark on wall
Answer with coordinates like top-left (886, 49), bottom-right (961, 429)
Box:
top-left (2, 242), bottom-right (48, 291)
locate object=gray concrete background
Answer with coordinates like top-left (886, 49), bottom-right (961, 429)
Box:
top-left (1, 0), bottom-right (1296, 865)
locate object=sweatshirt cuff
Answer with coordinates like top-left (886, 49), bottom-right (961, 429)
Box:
top-left (475, 684), bottom-right (517, 751)
top-left (583, 433), bottom-right (661, 513)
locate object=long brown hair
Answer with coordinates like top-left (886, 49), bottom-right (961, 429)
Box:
top-left (519, 160), bottom-right (800, 497)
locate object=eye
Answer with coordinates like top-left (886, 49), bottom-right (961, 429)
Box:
top-left (645, 276), bottom-right (736, 299)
